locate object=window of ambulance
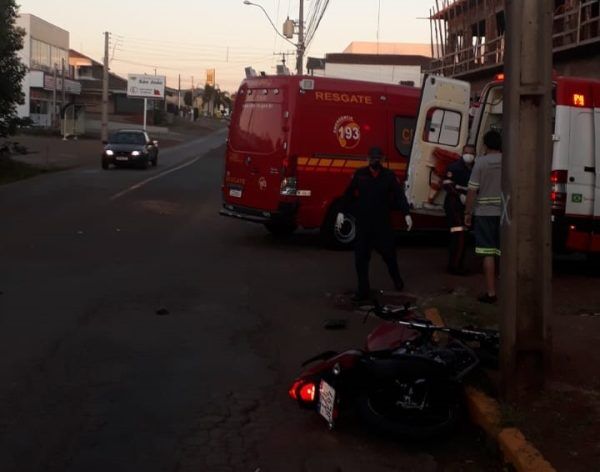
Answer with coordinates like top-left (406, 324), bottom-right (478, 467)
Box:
top-left (422, 108), bottom-right (462, 146)
top-left (229, 99), bottom-right (282, 154)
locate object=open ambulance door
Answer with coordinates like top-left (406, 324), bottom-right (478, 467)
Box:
top-left (406, 75), bottom-right (470, 212)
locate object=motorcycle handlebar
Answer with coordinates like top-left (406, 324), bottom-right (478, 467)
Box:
top-left (367, 303), bottom-right (499, 344)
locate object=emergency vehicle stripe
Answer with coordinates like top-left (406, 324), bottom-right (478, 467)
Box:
top-left (295, 157), bottom-right (407, 172)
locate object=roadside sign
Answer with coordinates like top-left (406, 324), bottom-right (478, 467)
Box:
top-left (206, 69), bottom-right (216, 86)
top-left (127, 74), bottom-right (166, 99)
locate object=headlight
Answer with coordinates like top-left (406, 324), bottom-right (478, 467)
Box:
top-left (105, 150), bottom-right (114, 156)
top-left (131, 151), bottom-right (141, 157)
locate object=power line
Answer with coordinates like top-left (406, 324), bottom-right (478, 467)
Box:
top-left (113, 34), bottom-right (276, 54)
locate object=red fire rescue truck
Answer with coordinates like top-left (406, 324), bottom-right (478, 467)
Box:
top-left (409, 74), bottom-right (600, 255)
top-left (222, 73), bottom-right (600, 255)
top-left (220, 75), bottom-right (421, 247)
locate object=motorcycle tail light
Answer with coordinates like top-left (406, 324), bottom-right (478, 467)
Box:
top-left (299, 382), bottom-right (316, 403)
top-left (288, 380), bottom-right (303, 400)
top-left (288, 380), bottom-right (317, 403)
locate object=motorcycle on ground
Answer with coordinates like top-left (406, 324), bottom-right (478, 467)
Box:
top-left (288, 303), bottom-right (499, 438)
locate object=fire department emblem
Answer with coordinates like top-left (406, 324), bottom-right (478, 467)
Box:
top-left (334, 115), bottom-right (361, 150)
top-left (258, 177), bottom-right (267, 191)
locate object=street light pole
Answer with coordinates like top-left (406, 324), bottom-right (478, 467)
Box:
top-left (243, 0), bottom-right (301, 75)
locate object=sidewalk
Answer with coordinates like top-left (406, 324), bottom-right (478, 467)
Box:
top-left (424, 254), bottom-right (600, 471)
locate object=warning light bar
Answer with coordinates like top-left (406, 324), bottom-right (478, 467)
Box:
top-left (573, 94), bottom-right (585, 107)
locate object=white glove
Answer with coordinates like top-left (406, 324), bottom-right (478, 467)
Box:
top-left (335, 212), bottom-right (345, 231)
top-left (405, 215), bottom-right (413, 231)
top-left (459, 194), bottom-right (467, 205)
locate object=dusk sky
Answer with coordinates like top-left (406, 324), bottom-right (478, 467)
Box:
top-left (16, 0), bottom-right (433, 92)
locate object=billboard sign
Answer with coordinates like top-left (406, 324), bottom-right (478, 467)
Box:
top-left (206, 69), bottom-right (216, 86)
top-left (127, 74), bottom-right (166, 99)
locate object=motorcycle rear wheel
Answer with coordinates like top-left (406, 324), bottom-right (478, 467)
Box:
top-left (357, 384), bottom-right (461, 438)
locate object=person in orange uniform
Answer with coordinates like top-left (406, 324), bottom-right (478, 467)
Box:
top-left (443, 144), bottom-right (476, 275)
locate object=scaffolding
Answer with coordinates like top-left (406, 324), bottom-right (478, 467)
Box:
top-left (428, 0), bottom-right (600, 77)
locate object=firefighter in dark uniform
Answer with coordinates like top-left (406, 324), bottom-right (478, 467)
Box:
top-left (443, 144), bottom-right (476, 275)
top-left (337, 146), bottom-right (413, 302)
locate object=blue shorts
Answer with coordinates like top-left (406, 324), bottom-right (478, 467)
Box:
top-left (474, 216), bottom-right (501, 256)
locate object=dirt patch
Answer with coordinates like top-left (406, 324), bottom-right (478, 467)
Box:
top-left (426, 290), bottom-right (600, 472)
top-left (422, 289), bottom-right (499, 330)
top-left (510, 383), bottom-right (600, 472)
top-left (0, 156), bottom-right (61, 185)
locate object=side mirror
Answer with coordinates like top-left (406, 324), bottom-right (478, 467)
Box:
top-left (152, 140), bottom-right (159, 147)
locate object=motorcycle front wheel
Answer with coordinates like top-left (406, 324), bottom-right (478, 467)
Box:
top-left (356, 383), bottom-right (461, 438)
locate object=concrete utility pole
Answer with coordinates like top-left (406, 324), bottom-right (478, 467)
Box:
top-left (101, 31), bottom-right (110, 142)
top-left (501, 0), bottom-right (553, 400)
top-left (61, 58), bottom-right (67, 139)
top-left (52, 65), bottom-right (57, 128)
top-left (296, 0), bottom-right (304, 75)
top-left (178, 74), bottom-right (181, 112)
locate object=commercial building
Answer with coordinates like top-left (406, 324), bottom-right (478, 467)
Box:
top-left (307, 42), bottom-right (434, 86)
top-left (16, 14), bottom-right (81, 127)
top-left (69, 49), bottom-right (141, 115)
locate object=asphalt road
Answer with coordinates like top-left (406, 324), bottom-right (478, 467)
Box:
top-left (1, 131), bottom-right (504, 472)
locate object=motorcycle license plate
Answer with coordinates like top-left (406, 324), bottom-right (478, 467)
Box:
top-left (229, 188), bottom-right (242, 198)
top-left (318, 380), bottom-right (336, 424)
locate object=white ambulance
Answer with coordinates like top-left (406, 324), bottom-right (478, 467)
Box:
top-left (406, 74), bottom-right (600, 255)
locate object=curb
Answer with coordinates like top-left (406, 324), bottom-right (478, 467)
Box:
top-left (423, 308), bottom-right (556, 472)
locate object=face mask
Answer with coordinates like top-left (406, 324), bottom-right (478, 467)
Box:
top-left (462, 153), bottom-right (475, 164)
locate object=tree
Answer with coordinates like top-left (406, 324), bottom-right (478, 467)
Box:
top-left (183, 90), bottom-right (193, 107)
top-left (0, 0), bottom-right (27, 138)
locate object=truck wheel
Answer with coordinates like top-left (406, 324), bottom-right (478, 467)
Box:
top-left (265, 221), bottom-right (297, 237)
top-left (322, 203), bottom-right (357, 249)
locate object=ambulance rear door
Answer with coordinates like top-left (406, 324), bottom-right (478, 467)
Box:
top-left (593, 83), bottom-right (600, 251)
top-left (406, 75), bottom-right (470, 211)
top-left (564, 88), bottom-right (595, 221)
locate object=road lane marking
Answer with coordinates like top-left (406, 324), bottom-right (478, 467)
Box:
top-left (109, 129), bottom-right (226, 200)
top-left (109, 154), bottom-right (203, 201)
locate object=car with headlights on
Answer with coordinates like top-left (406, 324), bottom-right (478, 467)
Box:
top-left (102, 129), bottom-right (159, 170)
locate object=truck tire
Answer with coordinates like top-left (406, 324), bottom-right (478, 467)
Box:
top-left (265, 221), bottom-right (297, 237)
top-left (321, 202), bottom-right (357, 249)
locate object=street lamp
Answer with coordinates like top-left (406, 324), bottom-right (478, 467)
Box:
top-left (243, 0), bottom-right (304, 75)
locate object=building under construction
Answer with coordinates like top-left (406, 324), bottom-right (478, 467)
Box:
top-left (428, 0), bottom-right (600, 92)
